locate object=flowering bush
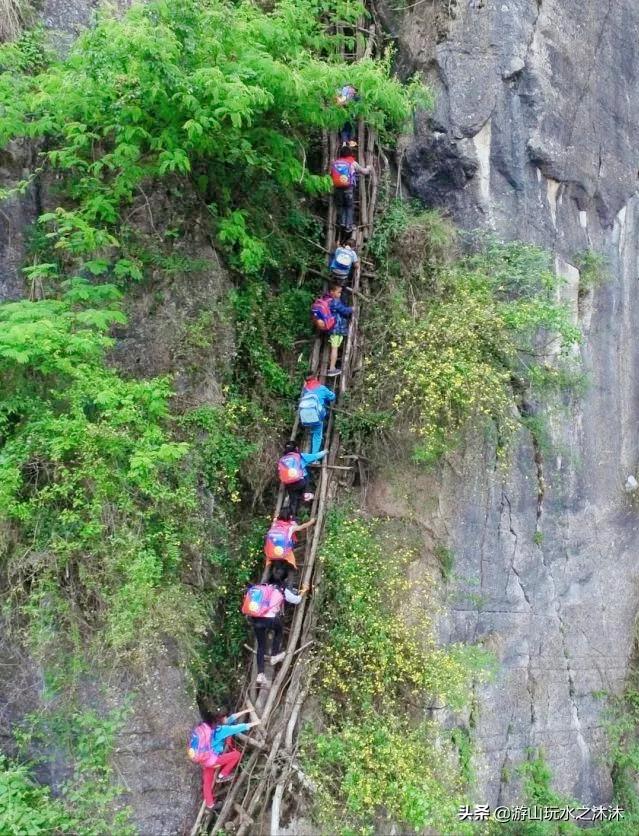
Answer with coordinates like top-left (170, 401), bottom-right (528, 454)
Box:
top-left (303, 511), bottom-right (490, 833)
top-left (349, 203), bottom-right (581, 463)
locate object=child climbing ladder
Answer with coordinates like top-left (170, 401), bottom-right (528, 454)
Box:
top-left (192, 20), bottom-right (378, 835)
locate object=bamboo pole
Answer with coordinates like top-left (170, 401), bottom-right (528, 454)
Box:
top-left (202, 18), bottom-right (381, 835)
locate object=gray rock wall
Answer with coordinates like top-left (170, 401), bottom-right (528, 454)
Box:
top-left (0, 142), bottom-right (39, 301)
top-left (0, 629), bottom-right (200, 835)
top-left (372, 0), bottom-right (639, 807)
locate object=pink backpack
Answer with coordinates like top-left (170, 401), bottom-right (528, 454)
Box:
top-left (264, 520), bottom-right (296, 561)
top-left (278, 452), bottom-right (304, 485)
top-left (242, 584), bottom-right (285, 618)
top-left (187, 723), bottom-right (213, 765)
top-left (311, 296), bottom-right (336, 332)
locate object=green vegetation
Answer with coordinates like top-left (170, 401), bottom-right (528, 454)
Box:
top-left (0, 0), bottom-right (423, 824)
top-left (490, 749), bottom-right (579, 835)
top-left (302, 510), bottom-right (491, 834)
top-left (0, 283), bottom-right (205, 659)
top-left (0, 0), bottom-right (414, 678)
top-left (1, 706), bottom-right (133, 835)
top-left (450, 726), bottom-right (474, 786)
top-left (435, 543), bottom-right (455, 579)
top-left (592, 682), bottom-right (639, 834)
top-left (0, 755), bottom-right (74, 836)
top-left (490, 743), bottom-right (635, 835)
top-left (0, 0), bottom-right (415, 274)
top-left (575, 249), bottom-right (609, 296)
top-left (346, 200), bottom-right (580, 464)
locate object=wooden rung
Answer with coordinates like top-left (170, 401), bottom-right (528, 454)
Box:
top-left (243, 640), bottom-right (314, 660)
top-left (246, 698), bottom-right (260, 725)
top-left (236, 732), bottom-right (265, 750)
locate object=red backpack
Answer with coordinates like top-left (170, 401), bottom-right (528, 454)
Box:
top-left (311, 297), bottom-right (335, 332)
top-left (330, 159), bottom-right (356, 189)
top-left (264, 520), bottom-right (297, 562)
top-left (278, 452), bottom-right (305, 485)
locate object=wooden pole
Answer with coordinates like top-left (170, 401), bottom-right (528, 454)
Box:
top-left (203, 18), bottom-right (381, 836)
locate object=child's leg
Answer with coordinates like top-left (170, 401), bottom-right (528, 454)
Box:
top-left (310, 423), bottom-right (323, 454)
top-left (287, 482), bottom-right (303, 517)
top-left (271, 619), bottom-right (284, 656)
top-left (340, 121), bottom-right (353, 143)
top-left (334, 190), bottom-right (345, 227)
top-left (253, 621), bottom-right (268, 674)
top-left (329, 340), bottom-right (338, 371)
top-left (328, 334), bottom-right (343, 374)
top-left (343, 189), bottom-right (354, 231)
top-left (202, 766), bottom-right (216, 807)
top-left (216, 749), bottom-right (242, 778)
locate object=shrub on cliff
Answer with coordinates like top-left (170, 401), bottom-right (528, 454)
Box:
top-left (302, 511), bottom-right (491, 833)
top-left (344, 201), bottom-right (581, 464)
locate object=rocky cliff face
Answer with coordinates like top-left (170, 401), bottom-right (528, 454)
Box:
top-left (4, 0), bottom-right (639, 827)
top-left (0, 0), bottom-right (120, 301)
top-left (372, 0), bottom-right (639, 807)
top-left (0, 630), bottom-right (201, 835)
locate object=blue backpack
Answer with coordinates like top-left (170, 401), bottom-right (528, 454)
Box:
top-left (330, 247), bottom-right (355, 277)
top-left (298, 391), bottom-right (323, 426)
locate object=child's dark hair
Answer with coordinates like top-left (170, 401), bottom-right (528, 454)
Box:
top-left (199, 698), bottom-right (229, 726)
top-left (329, 283), bottom-right (342, 294)
top-left (283, 440), bottom-right (298, 455)
top-left (278, 508), bottom-right (294, 522)
top-left (269, 562), bottom-right (289, 585)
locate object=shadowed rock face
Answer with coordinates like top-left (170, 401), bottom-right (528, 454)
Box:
top-left (0, 628), bottom-right (200, 836)
top-left (0, 142), bottom-right (39, 301)
top-left (372, 0), bottom-right (639, 807)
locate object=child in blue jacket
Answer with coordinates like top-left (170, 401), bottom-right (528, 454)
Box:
top-left (196, 706), bottom-right (260, 809)
top-left (298, 374), bottom-right (336, 453)
top-left (326, 284), bottom-right (353, 377)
